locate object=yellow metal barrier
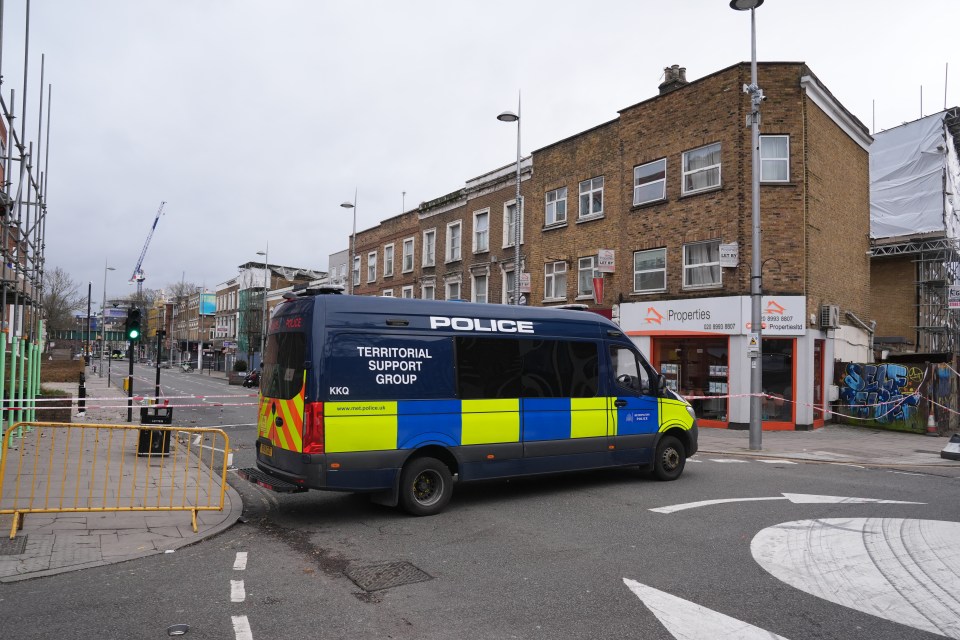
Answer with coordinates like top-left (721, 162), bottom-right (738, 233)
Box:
top-left (0, 422), bottom-right (230, 539)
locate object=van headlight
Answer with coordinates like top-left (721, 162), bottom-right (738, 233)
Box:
top-left (685, 404), bottom-right (697, 421)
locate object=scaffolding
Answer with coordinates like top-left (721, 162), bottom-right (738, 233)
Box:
top-left (0, 2), bottom-right (53, 437)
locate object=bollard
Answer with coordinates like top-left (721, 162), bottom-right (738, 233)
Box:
top-left (77, 372), bottom-right (87, 415)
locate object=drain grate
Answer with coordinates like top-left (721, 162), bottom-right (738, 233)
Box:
top-left (0, 535), bottom-right (27, 555)
top-left (346, 561), bottom-right (433, 592)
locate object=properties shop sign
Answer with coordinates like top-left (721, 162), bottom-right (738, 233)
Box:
top-left (619, 296), bottom-right (806, 336)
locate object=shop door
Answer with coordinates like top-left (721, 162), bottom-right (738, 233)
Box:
top-left (761, 338), bottom-right (796, 428)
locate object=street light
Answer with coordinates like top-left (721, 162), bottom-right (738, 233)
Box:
top-left (341, 192), bottom-right (357, 295)
top-left (99, 263), bottom-right (116, 378)
top-left (256, 245), bottom-right (269, 367)
top-left (730, 0), bottom-right (764, 450)
top-left (498, 100), bottom-right (522, 305)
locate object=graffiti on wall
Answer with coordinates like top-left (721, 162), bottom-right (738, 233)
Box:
top-left (836, 362), bottom-right (923, 425)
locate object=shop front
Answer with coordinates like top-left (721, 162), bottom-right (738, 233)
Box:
top-left (617, 296), bottom-right (828, 430)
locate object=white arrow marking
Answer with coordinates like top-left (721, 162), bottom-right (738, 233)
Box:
top-left (651, 493), bottom-right (924, 514)
top-left (623, 579), bottom-right (790, 639)
top-left (752, 518), bottom-right (960, 638)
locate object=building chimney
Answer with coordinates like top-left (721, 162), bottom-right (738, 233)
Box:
top-left (658, 65), bottom-right (688, 95)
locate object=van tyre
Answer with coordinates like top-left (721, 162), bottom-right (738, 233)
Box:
top-left (399, 457), bottom-right (452, 516)
top-left (653, 435), bottom-right (685, 481)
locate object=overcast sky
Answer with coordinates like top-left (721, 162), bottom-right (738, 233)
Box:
top-left (1, 0), bottom-right (956, 308)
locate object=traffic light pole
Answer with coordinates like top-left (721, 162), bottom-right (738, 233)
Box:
top-left (127, 340), bottom-right (134, 423)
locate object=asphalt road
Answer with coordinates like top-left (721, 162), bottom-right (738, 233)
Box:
top-left (1, 420), bottom-right (957, 639)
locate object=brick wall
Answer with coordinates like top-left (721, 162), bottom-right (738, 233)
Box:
top-left (871, 257), bottom-right (916, 344)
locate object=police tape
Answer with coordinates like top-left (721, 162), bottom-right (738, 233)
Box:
top-left (682, 390), bottom-right (923, 422)
top-left (2, 401), bottom-right (260, 411)
top-left (10, 393), bottom-right (258, 404)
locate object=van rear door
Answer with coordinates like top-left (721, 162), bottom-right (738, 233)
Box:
top-left (257, 330), bottom-right (309, 458)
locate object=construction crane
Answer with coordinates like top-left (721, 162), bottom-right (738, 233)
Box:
top-left (130, 201), bottom-right (166, 297)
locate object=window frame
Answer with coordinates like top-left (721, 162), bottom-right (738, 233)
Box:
top-left (421, 281), bottom-right (435, 300)
top-left (577, 256), bottom-right (596, 299)
top-left (401, 285), bottom-right (414, 299)
top-left (633, 248), bottom-right (667, 294)
top-left (760, 134), bottom-right (790, 183)
top-left (381, 289), bottom-right (394, 297)
top-left (545, 187), bottom-right (568, 226)
top-left (682, 240), bottom-right (722, 289)
top-left (471, 272), bottom-right (488, 304)
top-left (502, 199), bottom-right (524, 249)
top-left (473, 209), bottom-right (490, 254)
top-left (401, 237), bottom-right (415, 273)
top-left (383, 243), bottom-right (395, 278)
top-left (352, 255), bottom-right (361, 286)
top-left (578, 176), bottom-right (604, 219)
top-left (544, 261), bottom-right (567, 301)
top-left (423, 229), bottom-right (436, 267)
top-left (446, 221), bottom-right (462, 263)
top-left (682, 142), bottom-right (722, 195)
top-left (633, 158), bottom-right (667, 206)
top-left (445, 278), bottom-right (461, 301)
top-left (366, 251), bottom-right (377, 283)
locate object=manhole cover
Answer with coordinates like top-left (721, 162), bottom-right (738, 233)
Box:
top-left (0, 536), bottom-right (27, 555)
top-left (346, 561), bottom-right (433, 592)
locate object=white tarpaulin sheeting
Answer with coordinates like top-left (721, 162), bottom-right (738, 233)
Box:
top-left (870, 110), bottom-right (960, 239)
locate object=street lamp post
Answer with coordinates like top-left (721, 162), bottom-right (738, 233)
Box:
top-left (341, 192), bottom-right (358, 295)
top-left (99, 263), bottom-right (116, 378)
top-left (256, 245), bottom-right (269, 367)
top-left (498, 99), bottom-right (522, 305)
top-left (730, 0), bottom-right (764, 450)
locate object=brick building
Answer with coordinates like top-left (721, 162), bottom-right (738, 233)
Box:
top-left (349, 61), bottom-right (873, 430)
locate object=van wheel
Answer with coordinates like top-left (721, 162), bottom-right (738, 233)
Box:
top-left (653, 435), bottom-right (685, 481)
top-left (399, 457), bottom-right (452, 516)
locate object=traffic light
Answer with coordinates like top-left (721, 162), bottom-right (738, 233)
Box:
top-left (126, 308), bottom-right (142, 341)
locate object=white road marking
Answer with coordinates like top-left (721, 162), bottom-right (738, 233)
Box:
top-left (230, 579), bottom-right (246, 602)
top-left (651, 493), bottom-right (923, 514)
top-left (232, 615), bottom-right (253, 640)
top-left (623, 578), bottom-right (791, 639)
top-left (233, 552), bottom-right (248, 571)
top-left (757, 459), bottom-right (797, 464)
top-left (889, 470), bottom-right (925, 476)
top-left (709, 458), bottom-right (749, 463)
top-left (651, 497), bottom-right (786, 514)
top-left (752, 518), bottom-right (960, 638)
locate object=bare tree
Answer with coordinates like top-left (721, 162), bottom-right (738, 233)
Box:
top-left (43, 267), bottom-right (85, 331)
top-left (166, 280), bottom-right (200, 300)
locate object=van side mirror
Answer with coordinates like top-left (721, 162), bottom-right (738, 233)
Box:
top-left (657, 375), bottom-right (667, 395)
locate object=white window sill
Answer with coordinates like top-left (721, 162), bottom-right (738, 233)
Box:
top-left (630, 289), bottom-right (667, 297)
top-left (576, 214), bottom-right (604, 224)
top-left (682, 283), bottom-right (722, 290)
top-left (575, 294), bottom-right (594, 301)
top-left (542, 297), bottom-right (567, 304)
top-left (543, 222), bottom-right (567, 231)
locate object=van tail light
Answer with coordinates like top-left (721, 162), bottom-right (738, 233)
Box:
top-left (302, 401), bottom-right (325, 453)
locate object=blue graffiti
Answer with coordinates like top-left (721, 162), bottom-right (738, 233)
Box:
top-left (839, 363), bottom-right (920, 423)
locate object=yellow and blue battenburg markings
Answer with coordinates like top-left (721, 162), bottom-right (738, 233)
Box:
top-left (319, 396), bottom-right (693, 453)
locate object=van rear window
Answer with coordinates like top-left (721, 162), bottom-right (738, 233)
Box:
top-left (262, 332), bottom-right (306, 400)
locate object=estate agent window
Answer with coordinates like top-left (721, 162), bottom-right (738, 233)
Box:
top-left (633, 159), bottom-right (666, 206)
top-left (579, 176), bottom-right (604, 218)
top-left (633, 248), bottom-right (666, 293)
top-left (545, 187), bottom-right (567, 225)
top-left (760, 135), bottom-right (789, 182)
top-left (683, 240), bottom-right (721, 288)
top-left (682, 143), bottom-right (721, 194)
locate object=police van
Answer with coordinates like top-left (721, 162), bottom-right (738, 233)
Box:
top-left (239, 288), bottom-right (697, 515)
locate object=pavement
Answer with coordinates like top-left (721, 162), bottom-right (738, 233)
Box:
top-left (0, 369), bottom-right (956, 583)
top-left (0, 365), bottom-right (244, 583)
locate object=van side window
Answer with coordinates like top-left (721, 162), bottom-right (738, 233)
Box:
top-left (610, 346), bottom-right (651, 394)
top-left (263, 332), bottom-right (307, 400)
top-left (520, 340), bottom-right (598, 398)
top-left (456, 338), bottom-right (522, 399)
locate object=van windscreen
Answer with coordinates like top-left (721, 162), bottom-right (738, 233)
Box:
top-left (262, 332), bottom-right (306, 399)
